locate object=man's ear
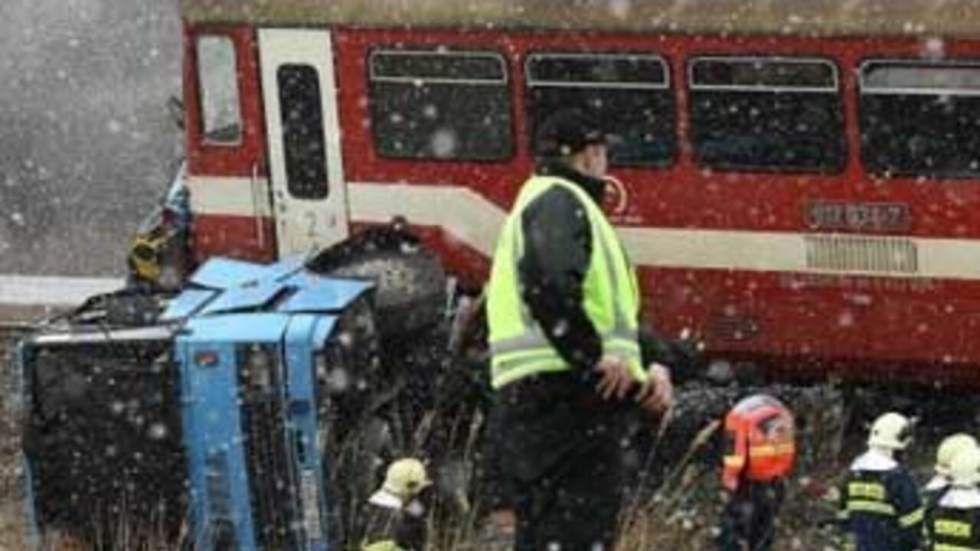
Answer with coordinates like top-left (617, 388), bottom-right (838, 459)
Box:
top-left (581, 144), bottom-right (605, 172)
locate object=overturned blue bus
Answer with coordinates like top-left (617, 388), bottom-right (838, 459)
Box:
top-left (14, 257), bottom-right (402, 550)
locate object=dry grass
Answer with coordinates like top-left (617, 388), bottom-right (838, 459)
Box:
top-left (0, 348), bottom-right (964, 551)
top-left (0, 381), bottom-right (847, 551)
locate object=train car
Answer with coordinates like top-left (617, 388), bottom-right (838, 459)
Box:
top-left (173, 0), bottom-right (980, 385)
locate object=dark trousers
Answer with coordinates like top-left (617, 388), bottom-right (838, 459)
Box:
top-left (496, 375), bottom-right (628, 551)
top-left (716, 480), bottom-right (785, 551)
top-left (513, 442), bottom-right (624, 551)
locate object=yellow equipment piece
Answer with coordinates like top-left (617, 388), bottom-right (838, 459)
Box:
top-left (127, 205), bottom-right (188, 290)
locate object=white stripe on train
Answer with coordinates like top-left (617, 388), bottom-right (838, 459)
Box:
top-left (188, 177), bottom-right (980, 280)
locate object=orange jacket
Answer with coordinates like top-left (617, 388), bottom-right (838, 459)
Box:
top-left (722, 394), bottom-right (796, 491)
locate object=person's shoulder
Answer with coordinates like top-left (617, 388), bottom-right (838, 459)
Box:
top-left (403, 498), bottom-right (426, 518)
top-left (882, 464), bottom-right (919, 488)
top-left (524, 184), bottom-right (583, 216)
top-left (850, 449), bottom-right (898, 472)
top-left (938, 487), bottom-right (980, 509)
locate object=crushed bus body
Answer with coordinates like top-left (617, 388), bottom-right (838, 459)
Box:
top-left (18, 257), bottom-right (379, 549)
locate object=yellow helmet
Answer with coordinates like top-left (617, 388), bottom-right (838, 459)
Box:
top-left (950, 446), bottom-right (980, 487)
top-left (936, 433), bottom-right (979, 477)
top-left (868, 412), bottom-right (913, 450)
top-left (380, 458), bottom-right (431, 499)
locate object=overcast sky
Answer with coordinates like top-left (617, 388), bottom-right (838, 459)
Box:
top-left (0, 0), bottom-right (182, 276)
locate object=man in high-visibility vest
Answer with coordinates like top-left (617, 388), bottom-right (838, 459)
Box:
top-left (486, 108), bottom-right (674, 550)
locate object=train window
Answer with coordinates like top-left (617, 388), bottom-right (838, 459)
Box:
top-left (277, 64), bottom-right (328, 200)
top-left (526, 53), bottom-right (675, 167)
top-left (860, 60), bottom-right (980, 178)
top-left (691, 58), bottom-right (836, 89)
top-left (689, 56), bottom-right (845, 172)
top-left (195, 35), bottom-right (242, 145)
top-left (368, 49), bottom-right (512, 161)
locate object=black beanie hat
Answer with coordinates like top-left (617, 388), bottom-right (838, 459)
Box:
top-left (534, 108), bottom-right (608, 158)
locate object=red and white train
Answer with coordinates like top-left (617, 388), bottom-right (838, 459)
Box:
top-left (178, 0), bottom-right (980, 384)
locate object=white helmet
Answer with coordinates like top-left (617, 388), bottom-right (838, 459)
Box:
top-left (936, 433), bottom-right (979, 477)
top-left (867, 412), bottom-right (913, 451)
top-left (369, 458), bottom-right (432, 509)
top-left (950, 446), bottom-right (980, 487)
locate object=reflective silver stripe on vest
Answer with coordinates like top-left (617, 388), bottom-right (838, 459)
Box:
top-left (492, 338), bottom-right (642, 378)
top-left (490, 328), bottom-right (640, 357)
top-left (492, 349), bottom-right (564, 373)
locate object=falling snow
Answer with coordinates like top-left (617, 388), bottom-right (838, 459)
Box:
top-left (4, 0), bottom-right (980, 550)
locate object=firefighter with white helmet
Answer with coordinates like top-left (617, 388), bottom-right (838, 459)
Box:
top-left (361, 458), bottom-right (432, 551)
top-left (925, 445), bottom-right (980, 550)
top-left (838, 412), bottom-right (924, 551)
top-left (924, 433), bottom-right (979, 511)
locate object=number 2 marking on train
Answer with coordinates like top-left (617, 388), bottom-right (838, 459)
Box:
top-left (305, 211), bottom-right (317, 237)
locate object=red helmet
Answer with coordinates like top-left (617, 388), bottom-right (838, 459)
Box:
top-left (722, 394), bottom-right (796, 491)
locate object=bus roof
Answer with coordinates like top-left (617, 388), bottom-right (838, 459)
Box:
top-left (183, 0), bottom-right (980, 39)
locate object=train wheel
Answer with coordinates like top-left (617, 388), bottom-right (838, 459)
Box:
top-left (306, 227), bottom-right (448, 339)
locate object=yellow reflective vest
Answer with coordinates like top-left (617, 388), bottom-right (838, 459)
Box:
top-left (486, 174), bottom-right (646, 388)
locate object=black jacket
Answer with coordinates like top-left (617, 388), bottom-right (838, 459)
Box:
top-left (498, 162), bottom-right (695, 483)
top-left (361, 499), bottom-right (428, 551)
top-left (517, 161), bottom-right (698, 383)
top-left (838, 454), bottom-right (923, 551)
top-left (517, 161), bottom-right (609, 377)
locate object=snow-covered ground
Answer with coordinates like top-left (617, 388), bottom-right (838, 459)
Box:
top-left (0, 276), bottom-right (121, 306)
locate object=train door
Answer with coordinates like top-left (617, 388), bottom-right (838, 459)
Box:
top-left (258, 29), bottom-right (348, 257)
